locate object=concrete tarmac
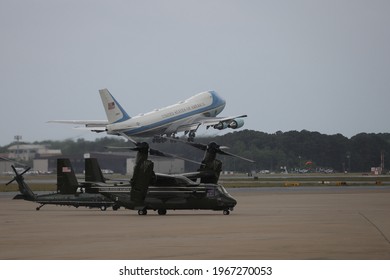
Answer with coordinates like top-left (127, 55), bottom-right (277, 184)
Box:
top-left (1, 187), bottom-right (390, 260)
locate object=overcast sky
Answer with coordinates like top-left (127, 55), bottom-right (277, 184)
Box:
top-left (1, 0), bottom-right (389, 146)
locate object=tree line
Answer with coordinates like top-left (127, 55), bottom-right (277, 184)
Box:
top-left (2, 130), bottom-right (390, 173)
top-left (209, 130), bottom-right (390, 173)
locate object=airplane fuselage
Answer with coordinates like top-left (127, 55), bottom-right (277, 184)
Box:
top-left (107, 91), bottom-right (226, 137)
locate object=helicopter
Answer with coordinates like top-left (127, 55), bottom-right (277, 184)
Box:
top-left (7, 158), bottom-right (118, 211)
top-left (92, 141), bottom-right (238, 215)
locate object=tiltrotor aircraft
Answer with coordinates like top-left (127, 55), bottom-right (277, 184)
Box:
top-left (92, 141), bottom-right (238, 215)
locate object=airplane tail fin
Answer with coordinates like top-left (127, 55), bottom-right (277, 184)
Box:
top-left (6, 166), bottom-right (36, 201)
top-left (99, 88), bottom-right (131, 124)
top-left (85, 158), bottom-right (106, 183)
top-left (57, 159), bottom-right (79, 194)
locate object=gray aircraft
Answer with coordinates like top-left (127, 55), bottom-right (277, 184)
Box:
top-left (7, 159), bottom-right (117, 211)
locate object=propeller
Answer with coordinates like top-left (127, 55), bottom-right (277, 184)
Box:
top-left (6, 165), bottom-right (31, 186)
top-left (105, 141), bottom-right (201, 165)
top-left (164, 137), bottom-right (255, 163)
top-left (0, 156), bottom-right (30, 168)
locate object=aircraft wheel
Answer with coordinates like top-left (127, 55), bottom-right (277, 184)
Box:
top-left (138, 209), bottom-right (147, 215)
top-left (100, 206), bottom-right (107, 211)
top-left (223, 210), bottom-right (230, 215)
top-left (158, 209), bottom-right (167, 215)
top-left (188, 131), bottom-right (196, 142)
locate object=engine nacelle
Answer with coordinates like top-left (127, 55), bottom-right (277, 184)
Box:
top-left (213, 121), bottom-right (229, 130)
top-left (228, 118), bottom-right (245, 129)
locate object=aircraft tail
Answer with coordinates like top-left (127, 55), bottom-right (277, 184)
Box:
top-left (7, 166), bottom-right (36, 201)
top-left (99, 88), bottom-right (131, 124)
top-left (85, 158), bottom-right (106, 183)
top-left (57, 159), bottom-right (79, 194)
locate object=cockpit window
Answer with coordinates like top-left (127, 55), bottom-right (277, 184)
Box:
top-left (206, 188), bottom-right (215, 198)
top-left (217, 185), bottom-right (228, 194)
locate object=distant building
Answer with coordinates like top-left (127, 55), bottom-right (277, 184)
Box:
top-left (8, 144), bottom-right (61, 162)
top-left (0, 157), bottom-right (13, 174)
top-left (33, 152), bottom-right (184, 175)
top-left (371, 167), bottom-right (383, 175)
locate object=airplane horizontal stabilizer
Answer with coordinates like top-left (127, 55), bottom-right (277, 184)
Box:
top-left (48, 120), bottom-right (108, 126)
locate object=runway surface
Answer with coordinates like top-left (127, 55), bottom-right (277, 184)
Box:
top-left (1, 186), bottom-right (390, 260)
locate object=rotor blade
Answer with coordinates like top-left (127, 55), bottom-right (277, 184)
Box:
top-left (104, 145), bottom-right (145, 153)
top-left (5, 178), bottom-right (16, 186)
top-left (0, 156), bottom-right (29, 168)
top-left (104, 146), bottom-right (134, 150)
top-left (164, 137), bottom-right (255, 163)
top-left (19, 166), bottom-right (32, 176)
top-left (6, 166), bottom-right (31, 185)
top-left (118, 132), bottom-right (138, 145)
top-left (163, 136), bottom-right (208, 151)
top-left (187, 142), bottom-right (208, 151)
top-left (219, 146), bottom-right (230, 150)
top-left (106, 143), bottom-right (150, 153)
top-left (105, 142), bottom-right (201, 164)
top-left (165, 137), bottom-right (228, 152)
top-left (6, 166), bottom-right (19, 185)
top-left (149, 149), bottom-right (201, 165)
top-left (149, 148), bottom-right (172, 158)
top-left (217, 150), bottom-right (255, 163)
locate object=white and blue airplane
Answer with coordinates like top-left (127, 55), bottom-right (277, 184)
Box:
top-left (50, 89), bottom-right (247, 142)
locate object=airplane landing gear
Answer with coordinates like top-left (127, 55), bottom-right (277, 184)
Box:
top-left (188, 131), bottom-right (196, 142)
top-left (152, 136), bottom-right (167, 143)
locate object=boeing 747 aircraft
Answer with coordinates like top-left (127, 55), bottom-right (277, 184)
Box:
top-left (50, 89), bottom-right (247, 142)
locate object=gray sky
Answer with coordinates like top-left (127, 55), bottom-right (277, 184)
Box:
top-left (1, 0), bottom-right (389, 146)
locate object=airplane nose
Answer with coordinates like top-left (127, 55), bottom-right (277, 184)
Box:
top-left (224, 196), bottom-right (237, 208)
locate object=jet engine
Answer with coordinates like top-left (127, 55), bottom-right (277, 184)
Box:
top-left (213, 118), bottom-right (245, 130)
top-left (213, 121), bottom-right (229, 130)
top-left (228, 118), bottom-right (245, 129)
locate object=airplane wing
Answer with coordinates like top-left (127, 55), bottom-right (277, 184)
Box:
top-left (47, 120), bottom-right (109, 132)
top-left (168, 115), bottom-right (247, 135)
top-left (175, 122), bottom-right (202, 133)
top-left (198, 114), bottom-right (248, 126)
